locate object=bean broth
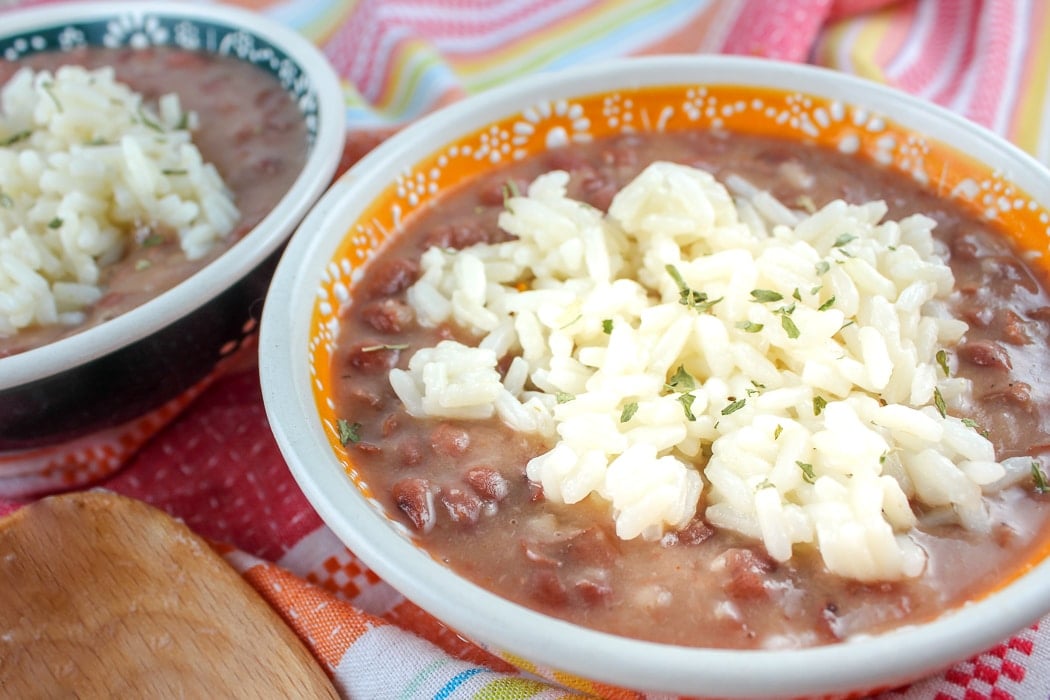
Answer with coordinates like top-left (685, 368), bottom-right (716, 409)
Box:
top-left (331, 131), bottom-right (1050, 649)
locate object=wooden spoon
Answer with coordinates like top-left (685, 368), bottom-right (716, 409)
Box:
top-left (0, 490), bottom-right (338, 698)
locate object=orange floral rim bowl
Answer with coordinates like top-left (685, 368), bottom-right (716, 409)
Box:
top-left (260, 56), bottom-right (1050, 698)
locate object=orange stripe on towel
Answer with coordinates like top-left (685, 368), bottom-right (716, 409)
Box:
top-left (241, 560), bottom-right (383, 672)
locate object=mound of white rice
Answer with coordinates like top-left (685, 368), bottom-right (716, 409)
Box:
top-left (389, 160), bottom-right (1009, 582)
top-left (0, 65), bottom-right (238, 336)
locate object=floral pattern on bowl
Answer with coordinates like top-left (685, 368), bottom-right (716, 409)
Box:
top-left (0, 8), bottom-right (322, 140)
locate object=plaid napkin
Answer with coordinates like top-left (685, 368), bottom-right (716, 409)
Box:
top-left (4, 1), bottom-right (1050, 697)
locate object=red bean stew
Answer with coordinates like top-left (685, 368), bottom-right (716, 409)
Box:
top-left (331, 130), bottom-right (1050, 649)
top-left (0, 47), bottom-right (307, 357)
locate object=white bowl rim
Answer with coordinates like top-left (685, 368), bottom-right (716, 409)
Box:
top-left (0, 0), bottom-right (345, 390)
top-left (261, 54), bottom-right (1050, 697)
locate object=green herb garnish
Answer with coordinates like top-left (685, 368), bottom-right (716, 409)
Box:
top-left (1032, 462), bottom-right (1050, 494)
top-left (721, 398), bottom-right (746, 416)
top-left (501, 179), bottom-right (521, 207)
top-left (555, 392), bottom-right (575, 404)
top-left (773, 424), bottom-right (783, 440)
top-left (42, 81), bottom-right (63, 112)
top-left (772, 303), bottom-right (799, 339)
top-left (833, 233), bottom-right (857, 248)
top-left (665, 365), bottom-right (696, 393)
top-left (750, 289), bottom-right (783, 303)
top-left (620, 401), bottom-right (639, 423)
top-left (678, 393), bottom-right (697, 421)
top-left (936, 349), bottom-right (950, 377)
top-left (815, 260), bottom-right (831, 275)
top-left (817, 296), bottom-right (836, 311)
top-left (813, 395), bottom-right (827, 416)
top-left (137, 106), bottom-right (164, 132)
top-left (47, 217), bottom-right (63, 229)
top-left (1, 130), bottom-right (31, 146)
top-left (337, 418), bottom-right (362, 445)
top-left (559, 314), bottom-right (582, 329)
top-left (960, 417), bottom-right (989, 437)
top-left (360, 343), bottom-right (409, 352)
top-left (933, 387), bottom-right (947, 418)
top-left (797, 461), bottom-right (816, 484)
top-left (735, 320), bottom-right (764, 333)
top-left (601, 319), bottom-right (614, 335)
top-left (666, 264), bottom-right (722, 313)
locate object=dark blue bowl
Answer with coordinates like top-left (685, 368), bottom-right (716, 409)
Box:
top-left (0, 2), bottom-right (345, 451)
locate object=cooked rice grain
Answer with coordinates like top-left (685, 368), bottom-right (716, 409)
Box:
top-left (0, 66), bottom-right (238, 335)
top-left (390, 160), bottom-right (1006, 582)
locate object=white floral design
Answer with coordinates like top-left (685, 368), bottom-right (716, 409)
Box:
top-left (512, 99), bottom-right (591, 159)
top-left (172, 21), bottom-right (202, 51)
top-left (602, 93), bottom-right (635, 131)
top-left (103, 13), bottom-right (169, 49)
top-left (0, 14), bottom-right (321, 142)
top-left (395, 167), bottom-right (440, 207)
top-left (683, 87), bottom-right (716, 123)
top-left (474, 124), bottom-right (514, 163)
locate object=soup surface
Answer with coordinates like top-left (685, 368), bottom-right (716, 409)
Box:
top-left (0, 47), bottom-right (308, 356)
top-left (331, 131), bottom-right (1050, 649)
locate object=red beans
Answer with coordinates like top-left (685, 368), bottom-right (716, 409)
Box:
top-left (392, 478), bottom-right (437, 533)
top-left (466, 467), bottom-right (510, 502)
top-left (522, 529), bottom-right (616, 608)
top-left (529, 569), bottom-right (569, 607)
top-left (948, 233), bottom-right (981, 261)
top-left (477, 176), bottom-right (529, 206)
top-left (983, 382), bottom-right (1032, 407)
top-left (675, 517), bottom-right (715, 546)
top-left (421, 222), bottom-right (494, 250)
top-left (360, 298), bottom-right (415, 334)
top-left (431, 423), bottom-right (470, 456)
top-left (721, 548), bottom-right (775, 601)
top-left (575, 577), bottom-right (614, 605)
top-left (980, 256), bottom-right (1040, 294)
top-left (441, 489), bottom-right (483, 526)
top-left (368, 258), bottom-right (420, 297)
top-left (1000, 309), bottom-right (1031, 345)
top-left (396, 439), bottom-right (424, 467)
top-left (579, 174), bottom-right (618, 211)
top-left (958, 340), bottom-right (1013, 370)
top-left (345, 342), bottom-right (401, 374)
top-left (544, 148), bottom-right (593, 173)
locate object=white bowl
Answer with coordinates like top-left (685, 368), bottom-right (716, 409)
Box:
top-left (0, 2), bottom-right (344, 467)
top-left (260, 56), bottom-right (1050, 698)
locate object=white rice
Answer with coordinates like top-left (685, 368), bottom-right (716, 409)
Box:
top-left (389, 160), bottom-right (1006, 582)
top-left (0, 65), bottom-right (239, 336)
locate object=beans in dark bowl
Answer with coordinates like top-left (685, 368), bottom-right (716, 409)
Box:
top-left (0, 46), bottom-right (308, 357)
